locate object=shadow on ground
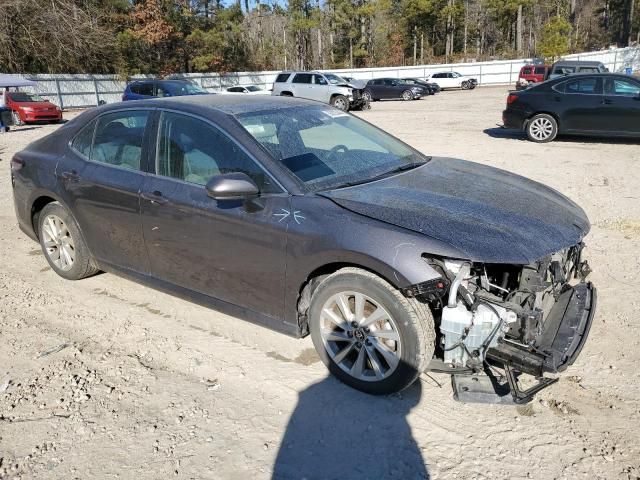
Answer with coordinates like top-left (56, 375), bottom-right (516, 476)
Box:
top-left (272, 377), bottom-right (429, 480)
top-left (484, 126), bottom-right (640, 145)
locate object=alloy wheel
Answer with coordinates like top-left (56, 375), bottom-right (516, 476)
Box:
top-left (319, 291), bottom-right (401, 382)
top-left (529, 117), bottom-right (554, 141)
top-left (362, 91), bottom-right (372, 102)
top-left (334, 97), bottom-right (348, 111)
top-left (41, 214), bottom-right (75, 271)
top-left (402, 90), bottom-right (413, 101)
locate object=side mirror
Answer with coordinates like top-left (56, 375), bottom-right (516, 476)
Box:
top-left (205, 172), bottom-right (259, 200)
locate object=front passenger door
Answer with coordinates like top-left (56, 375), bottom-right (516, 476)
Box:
top-left (141, 111), bottom-right (290, 319)
top-left (601, 77), bottom-right (640, 134)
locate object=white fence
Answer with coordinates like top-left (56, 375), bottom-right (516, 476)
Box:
top-left (6, 46), bottom-right (640, 110)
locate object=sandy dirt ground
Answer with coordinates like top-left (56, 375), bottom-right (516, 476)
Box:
top-left (1, 87), bottom-right (639, 480)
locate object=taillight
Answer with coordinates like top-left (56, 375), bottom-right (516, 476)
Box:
top-left (10, 157), bottom-right (25, 172)
top-left (507, 94), bottom-right (519, 105)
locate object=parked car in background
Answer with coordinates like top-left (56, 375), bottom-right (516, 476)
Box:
top-left (401, 78), bottom-right (439, 95)
top-left (428, 72), bottom-right (477, 90)
top-left (363, 78), bottom-right (424, 101)
top-left (503, 73), bottom-right (640, 142)
top-left (3, 91), bottom-right (62, 124)
top-left (548, 60), bottom-right (608, 80)
top-left (123, 79), bottom-right (209, 101)
top-left (271, 71), bottom-right (367, 111)
top-left (225, 85), bottom-right (270, 95)
top-left (12, 95), bottom-right (595, 403)
top-left (515, 64), bottom-right (550, 90)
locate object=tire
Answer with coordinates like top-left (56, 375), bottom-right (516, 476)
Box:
top-left (280, 92), bottom-right (293, 97)
top-left (461, 81), bottom-right (469, 90)
top-left (401, 90), bottom-right (414, 101)
top-left (330, 94), bottom-right (349, 111)
top-left (362, 90), bottom-right (373, 102)
top-left (37, 202), bottom-right (99, 280)
top-left (309, 267), bottom-right (435, 395)
top-left (526, 113), bottom-right (558, 143)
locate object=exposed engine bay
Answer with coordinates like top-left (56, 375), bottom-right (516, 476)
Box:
top-left (416, 243), bottom-right (596, 404)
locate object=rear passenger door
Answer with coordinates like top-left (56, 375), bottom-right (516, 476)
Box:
top-left (290, 73), bottom-right (314, 100)
top-left (555, 76), bottom-right (603, 132)
top-left (59, 109), bottom-right (152, 273)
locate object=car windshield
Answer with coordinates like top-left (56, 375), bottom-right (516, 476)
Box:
top-left (168, 82), bottom-right (207, 95)
top-left (238, 106), bottom-right (428, 191)
top-left (324, 73), bottom-right (348, 85)
top-left (9, 92), bottom-right (46, 102)
top-left (246, 85), bottom-right (262, 92)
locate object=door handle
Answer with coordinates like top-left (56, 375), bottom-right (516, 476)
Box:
top-left (141, 191), bottom-right (169, 205)
top-left (59, 170), bottom-right (80, 182)
top-left (601, 98), bottom-right (613, 105)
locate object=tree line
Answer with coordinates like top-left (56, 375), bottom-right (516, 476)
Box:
top-left (0, 0), bottom-right (637, 76)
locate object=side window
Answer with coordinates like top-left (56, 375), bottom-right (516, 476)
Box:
top-left (155, 112), bottom-right (280, 193)
top-left (564, 77), bottom-right (599, 94)
top-left (156, 83), bottom-right (171, 97)
top-left (534, 67), bottom-right (546, 75)
top-left (90, 111), bottom-right (149, 170)
top-left (578, 67), bottom-right (598, 73)
top-left (431, 73), bottom-right (441, 79)
top-left (228, 87), bottom-right (242, 92)
top-left (129, 84), bottom-right (141, 95)
top-left (605, 78), bottom-right (640, 96)
top-left (383, 79), bottom-right (395, 86)
top-left (71, 119), bottom-right (97, 158)
top-left (522, 68), bottom-right (532, 75)
top-left (136, 82), bottom-right (154, 96)
top-left (275, 73), bottom-right (291, 83)
top-left (313, 74), bottom-right (328, 85)
top-left (292, 73), bottom-right (312, 84)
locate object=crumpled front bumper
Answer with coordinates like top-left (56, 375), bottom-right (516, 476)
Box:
top-left (486, 282), bottom-right (597, 378)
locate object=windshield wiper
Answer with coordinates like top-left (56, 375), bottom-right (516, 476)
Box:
top-left (332, 158), bottom-right (431, 189)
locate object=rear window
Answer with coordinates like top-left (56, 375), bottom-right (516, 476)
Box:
top-left (275, 73), bottom-right (291, 83)
top-left (130, 82), bottom-right (154, 96)
top-left (564, 77), bottom-right (599, 94)
top-left (293, 73), bottom-right (312, 84)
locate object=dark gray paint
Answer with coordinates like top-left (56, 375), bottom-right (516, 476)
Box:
top-left (11, 95), bottom-right (590, 337)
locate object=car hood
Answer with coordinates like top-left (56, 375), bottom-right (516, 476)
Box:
top-left (320, 157), bottom-right (590, 264)
top-left (14, 101), bottom-right (57, 109)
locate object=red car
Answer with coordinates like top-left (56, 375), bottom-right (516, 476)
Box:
top-left (517, 65), bottom-right (550, 85)
top-left (4, 91), bottom-right (62, 124)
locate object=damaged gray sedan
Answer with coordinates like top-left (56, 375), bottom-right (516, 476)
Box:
top-left (12, 96), bottom-right (595, 404)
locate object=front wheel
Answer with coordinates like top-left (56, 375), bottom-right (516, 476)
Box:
top-left (309, 268), bottom-right (435, 395)
top-left (526, 113), bottom-right (558, 143)
top-left (401, 90), bottom-right (414, 101)
top-left (362, 90), bottom-right (373, 102)
top-left (461, 81), bottom-right (469, 90)
top-left (330, 94), bottom-right (349, 111)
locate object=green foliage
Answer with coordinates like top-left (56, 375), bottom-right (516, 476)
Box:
top-left (538, 16), bottom-right (572, 60)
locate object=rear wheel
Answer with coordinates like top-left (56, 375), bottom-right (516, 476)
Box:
top-left (330, 94), bottom-right (349, 111)
top-left (309, 268), bottom-right (435, 395)
top-left (526, 113), bottom-right (558, 143)
top-left (401, 90), bottom-right (414, 101)
top-left (38, 202), bottom-right (98, 280)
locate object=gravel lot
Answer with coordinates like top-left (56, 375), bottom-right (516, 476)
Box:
top-left (1, 86), bottom-right (640, 479)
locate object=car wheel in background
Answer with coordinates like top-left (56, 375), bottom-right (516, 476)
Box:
top-left (309, 267), bottom-right (435, 395)
top-left (526, 113), bottom-right (558, 143)
top-left (330, 95), bottom-right (349, 111)
top-left (38, 202), bottom-right (99, 280)
top-left (401, 90), bottom-right (414, 101)
top-left (362, 90), bottom-right (373, 102)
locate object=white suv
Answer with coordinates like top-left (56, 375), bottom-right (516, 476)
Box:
top-left (271, 71), bottom-right (368, 111)
top-left (428, 72), bottom-right (478, 90)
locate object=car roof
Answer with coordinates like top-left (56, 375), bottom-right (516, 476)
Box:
top-left (551, 60), bottom-right (604, 66)
top-left (100, 94), bottom-right (321, 116)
